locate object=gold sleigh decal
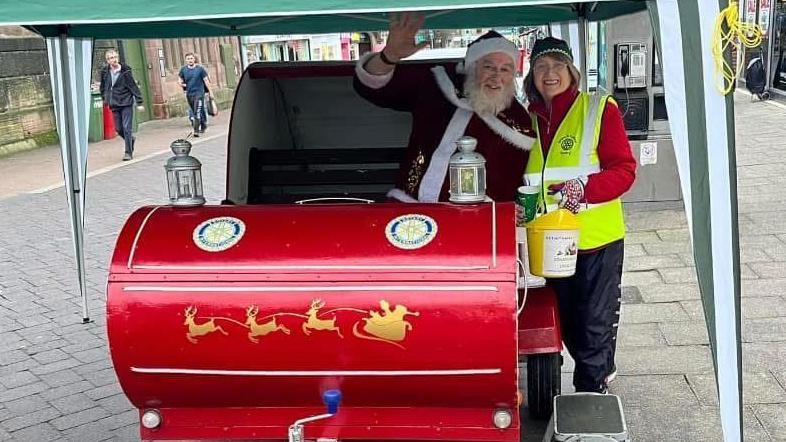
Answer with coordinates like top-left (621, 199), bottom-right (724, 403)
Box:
top-left (183, 299), bottom-right (420, 349)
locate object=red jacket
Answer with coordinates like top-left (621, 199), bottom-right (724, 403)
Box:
top-left (528, 88), bottom-right (636, 204)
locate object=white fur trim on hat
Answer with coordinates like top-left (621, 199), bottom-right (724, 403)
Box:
top-left (463, 37), bottom-right (518, 72)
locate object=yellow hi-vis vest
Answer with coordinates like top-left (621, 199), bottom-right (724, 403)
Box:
top-left (524, 92), bottom-right (625, 250)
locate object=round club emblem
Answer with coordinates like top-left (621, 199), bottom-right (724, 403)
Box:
top-left (560, 135), bottom-right (576, 152)
top-left (193, 217), bottom-right (246, 252)
top-left (385, 214), bottom-right (438, 250)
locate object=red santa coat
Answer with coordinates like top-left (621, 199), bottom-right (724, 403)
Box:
top-left (354, 56), bottom-right (535, 202)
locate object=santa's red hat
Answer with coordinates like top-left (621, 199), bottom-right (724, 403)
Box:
top-left (458, 30), bottom-right (518, 74)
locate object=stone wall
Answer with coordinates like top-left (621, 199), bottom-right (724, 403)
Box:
top-left (0, 27), bottom-right (57, 157)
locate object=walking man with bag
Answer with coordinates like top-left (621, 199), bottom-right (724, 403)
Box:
top-left (99, 49), bottom-right (145, 161)
top-left (179, 53), bottom-right (212, 137)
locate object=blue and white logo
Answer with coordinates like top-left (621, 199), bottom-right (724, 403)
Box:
top-left (193, 217), bottom-right (246, 252)
top-left (385, 214), bottom-right (438, 250)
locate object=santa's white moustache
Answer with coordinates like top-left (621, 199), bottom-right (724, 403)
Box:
top-left (464, 70), bottom-right (516, 117)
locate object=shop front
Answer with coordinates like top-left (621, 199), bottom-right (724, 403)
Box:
top-left (741, 0), bottom-right (786, 96)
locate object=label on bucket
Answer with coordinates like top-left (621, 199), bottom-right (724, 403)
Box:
top-left (542, 230), bottom-right (579, 276)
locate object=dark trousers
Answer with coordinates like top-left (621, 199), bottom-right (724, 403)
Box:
top-left (111, 105), bottom-right (135, 155)
top-left (550, 239), bottom-right (624, 392)
top-left (187, 94), bottom-right (206, 132)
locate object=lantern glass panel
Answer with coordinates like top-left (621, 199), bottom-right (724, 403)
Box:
top-left (167, 170), bottom-right (178, 200)
top-left (194, 171), bottom-right (204, 198)
top-left (459, 167), bottom-right (478, 195)
top-left (177, 169), bottom-right (195, 198)
top-left (477, 167), bottom-right (486, 194)
top-left (450, 168), bottom-right (460, 194)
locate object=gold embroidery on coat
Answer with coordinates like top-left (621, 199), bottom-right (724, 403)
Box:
top-left (406, 151), bottom-right (426, 194)
top-left (498, 111), bottom-right (525, 134)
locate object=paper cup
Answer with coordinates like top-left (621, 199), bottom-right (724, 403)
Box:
top-left (516, 185), bottom-right (540, 225)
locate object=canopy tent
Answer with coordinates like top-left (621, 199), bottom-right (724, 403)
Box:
top-left (12, 1), bottom-right (647, 38)
top-left (5, 0), bottom-right (741, 440)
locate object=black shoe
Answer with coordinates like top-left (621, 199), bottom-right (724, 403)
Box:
top-left (193, 132), bottom-right (200, 138)
top-left (122, 153), bottom-right (132, 161)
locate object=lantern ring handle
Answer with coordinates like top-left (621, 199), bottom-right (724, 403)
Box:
top-left (295, 197), bottom-right (375, 205)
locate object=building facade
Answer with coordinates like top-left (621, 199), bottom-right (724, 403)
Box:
top-left (0, 26), bottom-right (57, 156)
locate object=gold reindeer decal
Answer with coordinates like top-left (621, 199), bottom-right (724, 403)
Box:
top-left (183, 306), bottom-right (229, 344)
top-left (244, 305), bottom-right (291, 343)
top-left (353, 300), bottom-right (420, 349)
top-left (302, 299), bottom-right (344, 338)
top-left (180, 300), bottom-right (418, 347)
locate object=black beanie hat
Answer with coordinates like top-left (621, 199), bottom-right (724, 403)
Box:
top-left (530, 37), bottom-right (573, 64)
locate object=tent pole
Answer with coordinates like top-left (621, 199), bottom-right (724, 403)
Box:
top-left (48, 33), bottom-right (92, 323)
top-left (577, 16), bottom-right (588, 92)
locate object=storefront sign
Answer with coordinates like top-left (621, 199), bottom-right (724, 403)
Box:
top-left (746, 0), bottom-right (758, 26)
top-left (759, 0), bottom-right (771, 35)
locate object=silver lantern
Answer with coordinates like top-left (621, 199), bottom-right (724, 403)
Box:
top-left (165, 139), bottom-right (205, 207)
top-left (449, 136), bottom-right (486, 203)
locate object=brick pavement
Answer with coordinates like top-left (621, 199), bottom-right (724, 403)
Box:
top-left (1, 95), bottom-right (785, 441)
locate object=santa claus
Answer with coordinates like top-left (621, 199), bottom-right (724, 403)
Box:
top-left (354, 13), bottom-right (534, 202)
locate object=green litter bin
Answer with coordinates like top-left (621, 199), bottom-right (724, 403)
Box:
top-left (88, 91), bottom-right (104, 142)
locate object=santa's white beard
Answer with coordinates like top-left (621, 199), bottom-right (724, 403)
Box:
top-left (464, 72), bottom-right (515, 117)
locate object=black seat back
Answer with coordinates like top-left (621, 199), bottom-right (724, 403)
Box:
top-left (247, 146), bottom-right (406, 203)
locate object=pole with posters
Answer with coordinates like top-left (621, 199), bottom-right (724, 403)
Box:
top-left (761, 0), bottom-right (776, 91)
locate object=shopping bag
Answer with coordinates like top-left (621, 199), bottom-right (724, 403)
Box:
top-left (207, 95), bottom-right (218, 117)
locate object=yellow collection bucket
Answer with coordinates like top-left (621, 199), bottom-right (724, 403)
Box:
top-left (526, 209), bottom-right (581, 278)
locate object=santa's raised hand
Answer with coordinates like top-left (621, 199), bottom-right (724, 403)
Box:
top-left (382, 12), bottom-right (429, 62)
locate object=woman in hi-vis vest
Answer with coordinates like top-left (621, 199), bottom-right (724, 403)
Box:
top-left (522, 37), bottom-right (637, 394)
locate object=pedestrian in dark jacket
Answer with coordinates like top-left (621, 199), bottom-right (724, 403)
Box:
top-left (99, 49), bottom-right (144, 161)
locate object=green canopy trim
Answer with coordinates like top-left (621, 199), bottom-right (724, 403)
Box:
top-left (9, 0), bottom-right (645, 38)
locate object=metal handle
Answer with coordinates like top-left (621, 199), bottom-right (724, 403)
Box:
top-left (295, 197), bottom-right (374, 205)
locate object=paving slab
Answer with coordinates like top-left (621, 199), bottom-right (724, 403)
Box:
top-left (615, 345), bottom-right (714, 375)
top-left (742, 296), bottom-right (786, 319)
top-left (624, 242), bottom-right (647, 258)
top-left (642, 239), bottom-right (694, 256)
top-left (609, 374), bottom-right (699, 407)
top-left (659, 321), bottom-right (710, 346)
top-left (638, 282), bottom-right (701, 303)
top-left (742, 317), bottom-right (786, 343)
top-left (741, 278), bottom-right (786, 298)
top-left (751, 403), bottom-right (786, 440)
top-left (620, 302), bottom-right (690, 324)
top-left (617, 323), bottom-right (667, 347)
top-left (623, 254), bottom-right (685, 272)
top-left (658, 267), bottom-right (699, 285)
top-left (623, 405), bottom-right (721, 441)
top-left (1, 406), bottom-right (61, 432)
top-left (742, 342), bottom-right (786, 373)
top-left (774, 370), bottom-right (786, 389)
top-left (621, 270), bottom-right (663, 286)
top-left (655, 229), bottom-right (691, 243)
top-left (624, 231), bottom-right (662, 245)
top-left (5, 422), bottom-right (62, 441)
top-left (749, 261), bottom-right (786, 279)
top-left (689, 372), bottom-right (786, 406)
top-left (625, 209), bottom-right (687, 231)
